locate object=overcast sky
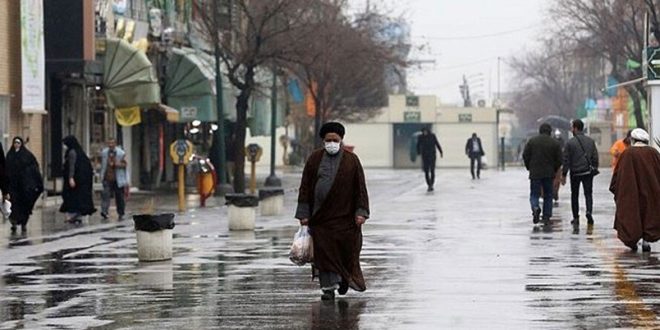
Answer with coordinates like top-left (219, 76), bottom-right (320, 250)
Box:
top-left (360, 0), bottom-right (549, 106)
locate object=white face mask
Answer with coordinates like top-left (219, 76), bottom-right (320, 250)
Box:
top-left (324, 141), bottom-right (341, 155)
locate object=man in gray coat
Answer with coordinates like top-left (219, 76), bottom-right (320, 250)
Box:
top-left (100, 138), bottom-right (128, 220)
top-left (523, 124), bottom-right (563, 225)
top-left (562, 119), bottom-right (599, 227)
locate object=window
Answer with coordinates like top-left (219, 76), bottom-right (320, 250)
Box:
top-left (406, 95), bottom-right (419, 107)
top-left (458, 113), bottom-right (472, 123)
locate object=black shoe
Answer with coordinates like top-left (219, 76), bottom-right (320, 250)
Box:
top-left (101, 212), bottom-right (109, 220)
top-left (427, 186), bottom-right (434, 192)
top-left (542, 216), bottom-right (551, 226)
top-left (642, 241), bottom-right (651, 252)
top-left (338, 280), bottom-right (349, 295)
top-left (586, 214), bottom-right (594, 225)
top-left (532, 208), bottom-right (541, 224)
top-left (553, 201), bottom-right (559, 207)
top-left (628, 243), bottom-right (638, 252)
top-left (10, 225), bottom-right (17, 233)
top-left (571, 218), bottom-right (579, 226)
top-left (118, 214), bottom-right (125, 221)
top-left (321, 290), bottom-right (335, 301)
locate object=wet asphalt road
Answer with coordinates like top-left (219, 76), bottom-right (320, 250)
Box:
top-left (0, 168), bottom-right (659, 329)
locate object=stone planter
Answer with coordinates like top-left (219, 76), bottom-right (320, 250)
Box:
top-left (226, 194), bottom-right (259, 231)
top-left (133, 213), bottom-right (175, 262)
top-left (259, 188), bottom-right (285, 216)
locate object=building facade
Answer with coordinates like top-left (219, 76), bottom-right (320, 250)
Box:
top-left (0, 0), bottom-right (45, 167)
top-left (343, 95), bottom-right (498, 168)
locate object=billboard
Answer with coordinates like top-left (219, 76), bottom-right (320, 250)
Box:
top-left (20, 0), bottom-right (46, 114)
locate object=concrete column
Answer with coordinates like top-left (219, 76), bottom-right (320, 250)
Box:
top-left (649, 82), bottom-right (660, 150)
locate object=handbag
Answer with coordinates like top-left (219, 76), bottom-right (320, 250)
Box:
top-left (575, 135), bottom-right (600, 176)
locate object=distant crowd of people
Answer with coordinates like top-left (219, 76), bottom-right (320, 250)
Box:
top-left (412, 119), bottom-right (660, 254)
top-left (523, 119), bottom-right (660, 252)
top-left (0, 136), bottom-right (128, 233)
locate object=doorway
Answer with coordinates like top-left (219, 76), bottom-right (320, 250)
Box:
top-left (393, 123), bottom-right (431, 168)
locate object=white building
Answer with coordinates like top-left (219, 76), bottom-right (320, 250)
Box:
top-left (342, 95), bottom-right (499, 168)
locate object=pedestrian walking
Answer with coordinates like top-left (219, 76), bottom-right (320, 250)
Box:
top-left (465, 133), bottom-right (484, 179)
top-left (295, 122), bottom-right (370, 301)
top-left (523, 124), bottom-right (563, 225)
top-left (551, 130), bottom-right (566, 207)
top-left (0, 141), bottom-right (7, 209)
top-left (562, 119), bottom-right (599, 227)
top-left (100, 138), bottom-right (128, 220)
top-left (610, 128), bottom-right (660, 252)
top-left (5, 137), bottom-right (43, 233)
top-left (609, 130), bottom-right (632, 170)
top-left (417, 127), bottom-right (443, 191)
top-left (60, 135), bottom-right (96, 223)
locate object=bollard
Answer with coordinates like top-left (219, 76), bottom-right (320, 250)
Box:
top-left (133, 213), bottom-right (176, 262)
top-left (226, 194), bottom-right (259, 231)
top-left (259, 188), bottom-right (284, 216)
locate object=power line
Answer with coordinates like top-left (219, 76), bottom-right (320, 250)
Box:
top-left (414, 24), bottom-right (538, 41)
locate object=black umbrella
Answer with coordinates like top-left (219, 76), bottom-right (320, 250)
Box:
top-left (537, 115), bottom-right (572, 131)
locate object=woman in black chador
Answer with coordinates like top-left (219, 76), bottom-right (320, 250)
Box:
top-left (5, 137), bottom-right (43, 232)
top-left (60, 135), bottom-right (96, 223)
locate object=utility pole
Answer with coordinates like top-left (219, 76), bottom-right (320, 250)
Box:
top-left (497, 56), bottom-right (501, 103)
top-left (265, 65), bottom-right (281, 187)
top-left (213, 0), bottom-right (229, 192)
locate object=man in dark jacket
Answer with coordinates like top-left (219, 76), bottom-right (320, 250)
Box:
top-left (465, 133), bottom-right (485, 179)
top-left (562, 119), bottom-right (599, 226)
top-left (523, 124), bottom-right (563, 225)
top-left (417, 127), bottom-right (443, 191)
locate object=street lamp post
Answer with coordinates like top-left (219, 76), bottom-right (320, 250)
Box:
top-left (496, 108), bottom-right (513, 171)
top-left (265, 65), bottom-right (281, 187)
top-left (213, 0), bottom-right (230, 194)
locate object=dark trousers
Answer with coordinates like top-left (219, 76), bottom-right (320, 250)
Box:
top-left (101, 181), bottom-right (125, 216)
top-left (469, 156), bottom-right (482, 178)
top-left (422, 159), bottom-right (436, 187)
top-left (530, 178), bottom-right (554, 218)
top-left (570, 174), bottom-right (593, 220)
top-left (319, 271), bottom-right (341, 290)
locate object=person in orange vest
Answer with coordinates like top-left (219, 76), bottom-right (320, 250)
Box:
top-left (610, 130), bottom-right (632, 169)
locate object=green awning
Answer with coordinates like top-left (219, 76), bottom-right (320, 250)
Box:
top-left (164, 48), bottom-right (236, 123)
top-left (103, 38), bottom-right (160, 109)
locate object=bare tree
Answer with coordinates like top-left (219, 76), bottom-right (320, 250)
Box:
top-left (509, 38), bottom-right (599, 129)
top-left (551, 0), bottom-right (647, 128)
top-left (286, 1), bottom-right (401, 147)
top-left (194, 0), bottom-right (312, 193)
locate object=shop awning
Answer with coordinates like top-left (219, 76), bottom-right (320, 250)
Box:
top-left (164, 48), bottom-right (237, 123)
top-left (103, 38), bottom-right (160, 109)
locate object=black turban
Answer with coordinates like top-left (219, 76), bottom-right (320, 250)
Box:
top-left (319, 122), bottom-right (345, 139)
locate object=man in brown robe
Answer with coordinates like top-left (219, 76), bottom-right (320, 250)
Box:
top-left (610, 128), bottom-right (660, 252)
top-left (295, 122), bottom-right (370, 301)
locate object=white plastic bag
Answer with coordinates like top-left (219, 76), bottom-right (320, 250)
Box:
top-left (289, 225), bottom-right (313, 266)
top-left (1, 199), bottom-right (11, 218)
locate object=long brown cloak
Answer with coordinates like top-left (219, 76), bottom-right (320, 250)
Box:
top-left (297, 148), bottom-right (370, 291)
top-left (610, 146), bottom-right (660, 246)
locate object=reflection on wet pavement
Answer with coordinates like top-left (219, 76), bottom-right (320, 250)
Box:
top-left (0, 169), bottom-right (659, 329)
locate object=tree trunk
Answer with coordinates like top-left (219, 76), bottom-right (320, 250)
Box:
top-left (232, 68), bottom-right (256, 193)
top-left (313, 97), bottom-right (322, 148)
top-left (627, 87), bottom-right (645, 128)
